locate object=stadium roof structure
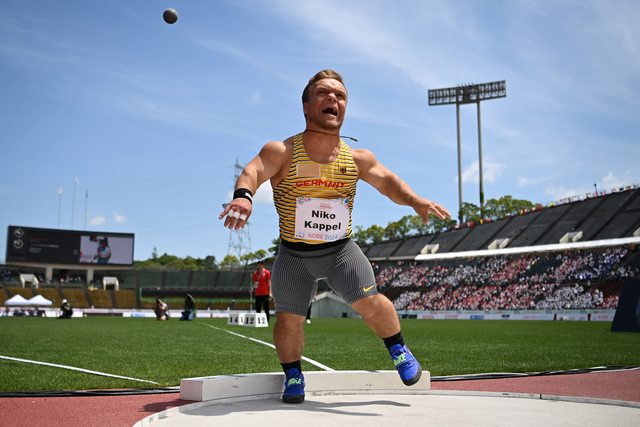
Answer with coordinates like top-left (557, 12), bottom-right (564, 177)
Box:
top-left (414, 236), bottom-right (640, 263)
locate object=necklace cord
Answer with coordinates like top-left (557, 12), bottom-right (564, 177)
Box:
top-left (304, 129), bottom-right (358, 142)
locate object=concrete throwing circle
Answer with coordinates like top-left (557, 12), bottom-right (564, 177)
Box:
top-left (136, 392), bottom-right (640, 427)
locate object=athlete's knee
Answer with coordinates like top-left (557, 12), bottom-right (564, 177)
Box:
top-left (276, 311), bottom-right (306, 328)
top-left (351, 293), bottom-right (392, 314)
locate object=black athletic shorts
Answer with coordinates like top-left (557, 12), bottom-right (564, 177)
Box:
top-left (271, 238), bottom-right (377, 316)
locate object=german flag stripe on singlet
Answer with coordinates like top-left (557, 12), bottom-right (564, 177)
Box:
top-left (273, 132), bottom-right (358, 244)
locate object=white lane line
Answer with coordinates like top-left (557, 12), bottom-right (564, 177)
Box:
top-left (204, 324), bottom-right (335, 371)
top-left (0, 355), bottom-right (159, 384)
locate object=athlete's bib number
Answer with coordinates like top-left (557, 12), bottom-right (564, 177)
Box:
top-left (295, 197), bottom-right (349, 242)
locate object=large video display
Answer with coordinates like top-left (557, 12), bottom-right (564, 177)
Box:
top-left (6, 226), bottom-right (134, 266)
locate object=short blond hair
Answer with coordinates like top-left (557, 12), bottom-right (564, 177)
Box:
top-left (302, 69), bottom-right (345, 104)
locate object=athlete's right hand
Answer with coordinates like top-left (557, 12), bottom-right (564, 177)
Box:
top-left (413, 198), bottom-right (451, 224)
top-left (219, 198), bottom-right (252, 230)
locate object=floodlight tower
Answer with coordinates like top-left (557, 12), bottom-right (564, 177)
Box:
top-left (428, 81), bottom-right (506, 223)
top-left (227, 158), bottom-right (252, 261)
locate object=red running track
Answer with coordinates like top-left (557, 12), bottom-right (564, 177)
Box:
top-left (1, 369), bottom-right (639, 427)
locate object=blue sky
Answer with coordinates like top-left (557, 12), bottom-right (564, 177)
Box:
top-left (2, 0), bottom-right (639, 264)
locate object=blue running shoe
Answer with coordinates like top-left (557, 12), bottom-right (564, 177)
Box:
top-left (389, 344), bottom-right (422, 386)
top-left (282, 368), bottom-right (305, 403)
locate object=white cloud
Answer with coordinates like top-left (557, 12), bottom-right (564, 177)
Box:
top-left (254, 182), bottom-right (274, 205)
top-left (90, 216), bottom-right (105, 226)
top-left (518, 177), bottom-right (540, 186)
top-left (459, 160), bottom-right (505, 184)
top-left (544, 186), bottom-right (586, 202)
top-left (114, 213), bottom-right (128, 223)
top-left (248, 91), bottom-right (261, 106)
top-left (544, 171), bottom-right (639, 202)
top-left (600, 171), bottom-right (636, 191)
top-left (518, 175), bottom-right (556, 187)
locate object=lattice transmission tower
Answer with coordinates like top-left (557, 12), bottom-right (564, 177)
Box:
top-left (227, 158), bottom-right (251, 260)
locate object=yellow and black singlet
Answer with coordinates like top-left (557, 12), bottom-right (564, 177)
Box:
top-left (273, 132), bottom-right (358, 247)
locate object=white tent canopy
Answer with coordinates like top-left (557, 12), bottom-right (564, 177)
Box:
top-left (28, 295), bottom-right (53, 306)
top-left (5, 294), bottom-right (31, 305)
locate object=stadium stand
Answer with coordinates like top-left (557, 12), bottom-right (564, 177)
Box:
top-left (392, 234), bottom-right (437, 257)
top-left (600, 211), bottom-right (640, 239)
top-left (166, 299), bottom-right (183, 309)
top-left (522, 256), bottom-right (563, 278)
top-left (191, 271), bottom-right (217, 289)
top-left (62, 289), bottom-right (90, 308)
top-left (0, 269), bottom-right (19, 285)
top-left (89, 290), bottom-right (113, 308)
top-left (137, 271), bottom-right (163, 289)
top-left (37, 288), bottom-right (62, 307)
top-left (488, 210), bottom-right (542, 247)
top-left (140, 299), bottom-right (155, 310)
top-left (596, 191), bottom-right (640, 239)
top-left (624, 250), bottom-right (640, 271)
top-left (569, 192), bottom-right (626, 240)
top-left (509, 204), bottom-right (572, 247)
top-left (232, 300), bottom-right (252, 310)
top-left (114, 290), bottom-right (136, 309)
top-left (238, 273), bottom-right (253, 290)
top-left (381, 245), bottom-right (637, 311)
top-left (91, 270), bottom-right (136, 290)
top-left (210, 300), bottom-right (232, 310)
top-left (367, 240), bottom-right (405, 258)
top-left (165, 271), bottom-right (190, 290)
top-left (534, 197), bottom-right (602, 245)
top-left (216, 271), bottom-right (247, 290)
top-left (366, 240), bottom-right (401, 259)
top-left (432, 226), bottom-right (473, 253)
top-left (452, 218), bottom-right (507, 252)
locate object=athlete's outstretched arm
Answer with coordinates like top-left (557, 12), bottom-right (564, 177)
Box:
top-left (219, 141), bottom-right (287, 230)
top-left (353, 148), bottom-right (451, 224)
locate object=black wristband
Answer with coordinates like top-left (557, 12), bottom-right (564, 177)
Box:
top-left (233, 188), bottom-right (253, 204)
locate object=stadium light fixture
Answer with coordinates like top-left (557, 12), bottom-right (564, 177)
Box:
top-left (429, 81), bottom-right (506, 223)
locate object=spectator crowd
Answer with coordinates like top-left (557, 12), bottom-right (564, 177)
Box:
top-left (378, 246), bottom-right (637, 311)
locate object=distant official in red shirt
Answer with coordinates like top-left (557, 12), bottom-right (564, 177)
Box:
top-left (252, 260), bottom-right (272, 323)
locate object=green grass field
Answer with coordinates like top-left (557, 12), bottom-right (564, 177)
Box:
top-left (1, 317), bottom-right (639, 392)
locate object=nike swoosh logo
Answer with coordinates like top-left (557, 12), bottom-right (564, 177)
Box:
top-left (363, 285), bottom-right (374, 292)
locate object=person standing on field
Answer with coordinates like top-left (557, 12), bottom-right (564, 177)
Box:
top-left (251, 260), bottom-right (272, 324)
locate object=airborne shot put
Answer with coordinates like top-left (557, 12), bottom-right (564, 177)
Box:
top-left (219, 69), bottom-right (451, 404)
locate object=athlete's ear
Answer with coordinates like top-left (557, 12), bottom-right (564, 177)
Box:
top-left (303, 103), bottom-right (308, 115)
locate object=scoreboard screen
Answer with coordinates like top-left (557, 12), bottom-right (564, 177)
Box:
top-left (6, 226), bottom-right (134, 266)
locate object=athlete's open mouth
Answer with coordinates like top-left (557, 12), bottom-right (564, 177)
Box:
top-left (322, 106), bottom-right (338, 116)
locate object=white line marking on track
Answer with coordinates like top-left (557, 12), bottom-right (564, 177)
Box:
top-left (203, 323), bottom-right (335, 371)
top-left (0, 355), bottom-right (159, 384)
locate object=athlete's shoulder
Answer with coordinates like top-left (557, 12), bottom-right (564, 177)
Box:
top-left (262, 136), bottom-right (297, 154)
top-left (258, 139), bottom-right (291, 165)
top-left (350, 147), bottom-right (378, 169)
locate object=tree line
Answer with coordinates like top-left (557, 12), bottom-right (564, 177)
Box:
top-left (352, 195), bottom-right (541, 246)
top-left (133, 247), bottom-right (274, 271)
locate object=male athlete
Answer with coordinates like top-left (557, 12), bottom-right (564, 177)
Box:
top-left (220, 70), bottom-right (450, 403)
